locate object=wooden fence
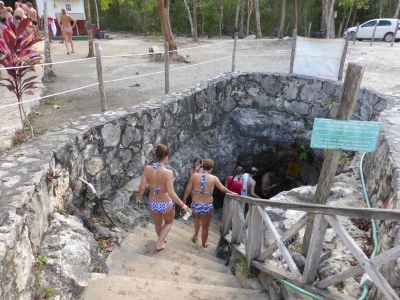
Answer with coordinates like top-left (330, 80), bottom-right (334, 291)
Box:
top-left (221, 194), bottom-right (400, 300)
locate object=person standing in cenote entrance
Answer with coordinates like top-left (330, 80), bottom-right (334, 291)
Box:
top-left (136, 144), bottom-right (189, 251)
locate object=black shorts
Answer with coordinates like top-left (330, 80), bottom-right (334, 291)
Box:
top-left (32, 20), bottom-right (38, 25)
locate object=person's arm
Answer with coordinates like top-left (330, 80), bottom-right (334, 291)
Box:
top-left (136, 167), bottom-right (148, 202)
top-left (215, 176), bottom-right (237, 194)
top-left (165, 170), bottom-right (189, 211)
top-left (189, 168), bottom-right (194, 177)
top-left (182, 176), bottom-right (193, 203)
top-left (71, 16), bottom-right (77, 27)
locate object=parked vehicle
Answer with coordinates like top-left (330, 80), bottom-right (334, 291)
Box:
top-left (344, 18), bottom-right (400, 42)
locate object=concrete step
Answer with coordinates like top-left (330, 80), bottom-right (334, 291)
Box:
top-left (175, 218), bottom-right (221, 242)
top-left (125, 228), bottom-right (230, 273)
top-left (132, 225), bottom-right (222, 264)
top-left (146, 222), bottom-right (220, 249)
top-left (107, 251), bottom-right (241, 288)
top-left (81, 273), bottom-right (265, 300)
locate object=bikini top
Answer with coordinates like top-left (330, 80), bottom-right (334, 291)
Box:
top-left (149, 163), bottom-right (166, 200)
top-left (192, 173), bottom-right (213, 195)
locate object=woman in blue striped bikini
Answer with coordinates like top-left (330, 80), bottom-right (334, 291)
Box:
top-left (136, 144), bottom-right (189, 251)
top-left (183, 159), bottom-right (237, 248)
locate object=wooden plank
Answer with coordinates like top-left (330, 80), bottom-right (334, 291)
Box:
top-left (257, 206), bottom-right (302, 283)
top-left (246, 204), bottom-right (262, 275)
top-left (325, 215), bottom-right (399, 300)
top-left (301, 214), bottom-right (328, 284)
top-left (164, 41), bottom-right (169, 94)
top-left (302, 63), bottom-right (365, 283)
top-left (258, 212), bottom-right (315, 261)
top-left (237, 201), bottom-right (248, 246)
top-left (353, 22), bottom-right (359, 45)
top-left (370, 21), bottom-right (378, 46)
top-left (338, 31), bottom-right (350, 81)
top-left (223, 196), bottom-right (400, 221)
top-left (251, 260), bottom-right (352, 300)
top-left (316, 245), bottom-right (400, 289)
top-left (231, 201), bottom-right (241, 243)
top-left (391, 21), bottom-right (399, 47)
top-left (95, 43), bottom-right (107, 112)
top-left (222, 198), bottom-right (234, 236)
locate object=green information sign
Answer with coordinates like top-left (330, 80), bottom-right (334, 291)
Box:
top-left (310, 118), bottom-right (381, 152)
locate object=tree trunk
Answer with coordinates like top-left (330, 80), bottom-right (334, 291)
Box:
top-left (84, 0), bottom-right (94, 58)
top-left (219, 4), bottom-right (223, 38)
top-left (323, 0), bottom-right (336, 38)
top-left (247, 0), bottom-right (253, 36)
top-left (193, 0), bottom-right (197, 41)
top-left (293, 0), bottom-right (298, 31)
top-left (379, 0), bottom-right (385, 18)
top-left (253, 0), bottom-right (262, 38)
top-left (279, 0), bottom-right (286, 39)
top-left (239, 1), bottom-right (245, 38)
top-left (42, 0), bottom-right (56, 83)
top-left (394, 0), bottom-right (400, 18)
top-left (234, 0), bottom-right (241, 31)
top-left (182, 0), bottom-right (194, 37)
top-left (157, 0), bottom-right (178, 59)
top-left (343, 1), bottom-right (355, 35)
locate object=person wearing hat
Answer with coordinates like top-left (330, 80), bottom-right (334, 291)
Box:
top-left (0, 1), bottom-right (7, 24)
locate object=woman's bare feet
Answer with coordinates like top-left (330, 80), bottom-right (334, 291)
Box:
top-left (67, 52), bottom-right (70, 55)
top-left (192, 234), bottom-right (198, 243)
top-left (156, 243), bottom-right (166, 251)
top-left (202, 241), bottom-right (210, 248)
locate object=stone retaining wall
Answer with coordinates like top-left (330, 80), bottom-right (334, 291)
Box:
top-left (0, 72), bottom-right (395, 299)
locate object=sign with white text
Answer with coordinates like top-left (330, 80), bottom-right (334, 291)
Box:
top-left (310, 119), bottom-right (381, 152)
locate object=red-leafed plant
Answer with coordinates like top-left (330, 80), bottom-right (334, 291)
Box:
top-left (0, 18), bottom-right (43, 139)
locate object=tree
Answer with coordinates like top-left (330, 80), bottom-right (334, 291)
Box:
top-left (278, 0), bottom-right (287, 39)
top-left (394, 0), bottom-right (400, 18)
top-left (322, 0), bottom-right (336, 38)
top-left (247, 0), bottom-right (253, 36)
top-left (85, 0), bottom-right (94, 58)
top-left (253, 0), bottom-right (262, 38)
top-left (193, 0), bottom-right (198, 41)
top-left (42, 0), bottom-right (56, 83)
top-left (157, 0), bottom-right (178, 59)
top-left (182, 0), bottom-right (194, 37)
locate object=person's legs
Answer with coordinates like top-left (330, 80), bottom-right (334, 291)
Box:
top-left (69, 32), bottom-right (74, 53)
top-left (193, 213), bottom-right (201, 242)
top-left (155, 202), bottom-right (174, 250)
top-left (200, 208), bottom-right (214, 248)
top-left (64, 32), bottom-right (70, 54)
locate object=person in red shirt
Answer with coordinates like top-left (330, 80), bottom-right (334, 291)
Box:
top-left (225, 166), bottom-right (245, 195)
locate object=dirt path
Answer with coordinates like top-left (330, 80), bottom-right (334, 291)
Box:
top-left (2, 35), bottom-right (400, 153)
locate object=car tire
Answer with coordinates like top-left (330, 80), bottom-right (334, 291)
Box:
top-left (384, 32), bottom-right (394, 43)
top-left (356, 38), bottom-right (363, 41)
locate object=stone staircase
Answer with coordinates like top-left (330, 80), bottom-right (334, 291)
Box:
top-left (81, 209), bottom-right (264, 299)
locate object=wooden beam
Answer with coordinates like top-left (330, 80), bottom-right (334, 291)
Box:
top-left (289, 29), bottom-right (297, 73)
top-left (316, 245), bottom-right (400, 289)
top-left (224, 195), bottom-right (400, 221)
top-left (251, 260), bottom-right (352, 300)
top-left (302, 63), bottom-right (365, 283)
top-left (259, 212), bottom-right (315, 261)
top-left (246, 204), bottom-right (262, 275)
top-left (222, 198), bottom-right (234, 236)
top-left (325, 215), bottom-right (399, 300)
top-left (237, 201), bottom-right (248, 246)
top-left (231, 201), bottom-right (241, 243)
top-left (257, 206), bottom-right (302, 283)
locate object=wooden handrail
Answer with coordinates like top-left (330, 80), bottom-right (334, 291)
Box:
top-left (225, 194), bottom-right (400, 221)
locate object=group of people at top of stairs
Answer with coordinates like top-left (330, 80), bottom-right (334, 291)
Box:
top-left (135, 144), bottom-right (279, 251)
top-left (0, 1), bottom-right (76, 54)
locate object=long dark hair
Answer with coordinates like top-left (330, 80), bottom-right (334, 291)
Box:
top-left (229, 166), bottom-right (243, 188)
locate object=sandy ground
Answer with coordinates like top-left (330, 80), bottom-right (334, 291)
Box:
top-left (1, 34), bottom-right (400, 154)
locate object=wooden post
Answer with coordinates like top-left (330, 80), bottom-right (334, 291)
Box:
top-left (289, 29), bottom-right (297, 73)
top-left (301, 63), bottom-right (365, 284)
top-left (308, 22), bottom-right (312, 37)
top-left (371, 21), bottom-right (378, 46)
top-left (232, 32), bottom-right (238, 72)
top-left (246, 204), bottom-right (262, 275)
top-left (353, 22), bottom-right (359, 45)
top-left (95, 43), bottom-right (107, 112)
top-left (338, 30), bottom-right (351, 81)
top-left (164, 42), bottom-right (170, 94)
top-left (391, 22), bottom-right (399, 47)
top-left (231, 201), bottom-right (241, 243)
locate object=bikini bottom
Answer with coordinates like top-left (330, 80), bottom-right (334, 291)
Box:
top-left (63, 27), bottom-right (72, 33)
top-left (148, 201), bottom-right (175, 214)
top-left (191, 202), bottom-right (213, 215)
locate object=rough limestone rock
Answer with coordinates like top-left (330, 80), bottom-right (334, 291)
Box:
top-left (37, 213), bottom-right (106, 300)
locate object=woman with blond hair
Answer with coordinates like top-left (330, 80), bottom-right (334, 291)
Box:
top-left (136, 144), bottom-right (189, 251)
top-left (183, 159), bottom-right (237, 248)
top-left (58, 8), bottom-right (76, 54)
